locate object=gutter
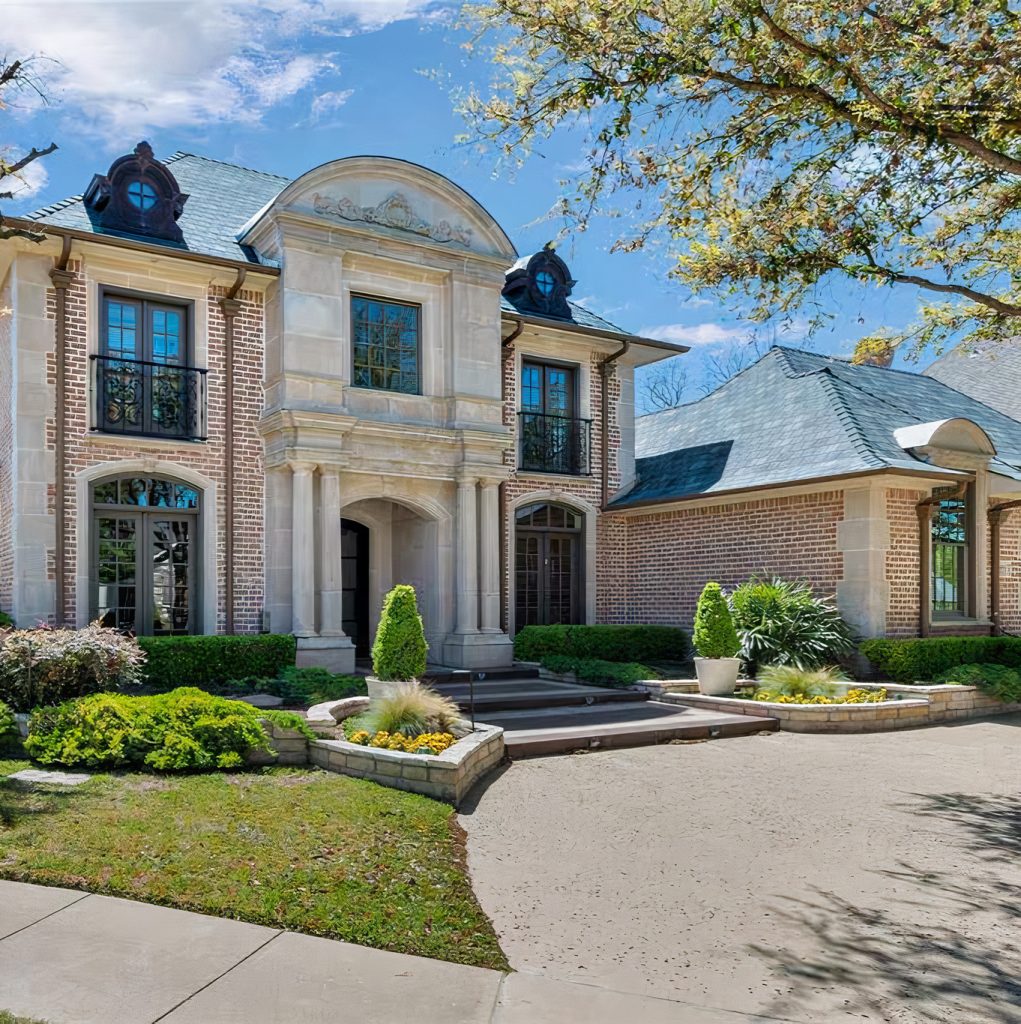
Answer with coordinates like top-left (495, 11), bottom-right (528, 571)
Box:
top-left (599, 339), bottom-right (630, 508)
top-left (49, 234), bottom-right (73, 626)
top-left (219, 268), bottom-right (247, 634)
top-left (500, 310), bottom-right (687, 355)
top-left (989, 499), bottom-right (1021, 635)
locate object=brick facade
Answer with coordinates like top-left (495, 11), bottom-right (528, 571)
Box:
top-left (885, 487), bottom-right (926, 637)
top-left (603, 490), bottom-right (845, 628)
top-left (0, 279), bottom-right (13, 617)
top-left (44, 261), bottom-right (265, 632)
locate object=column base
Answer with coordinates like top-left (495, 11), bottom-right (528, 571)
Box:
top-left (441, 632), bottom-right (514, 671)
top-left (295, 635), bottom-right (356, 674)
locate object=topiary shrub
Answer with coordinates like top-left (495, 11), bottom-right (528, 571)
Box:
top-left (693, 582), bottom-right (740, 659)
top-left (513, 624), bottom-right (688, 663)
top-left (24, 687), bottom-right (275, 771)
top-left (138, 634), bottom-right (296, 692)
top-left (0, 624), bottom-right (146, 712)
top-left (730, 576), bottom-right (854, 675)
top-left (371, 585), bottom-right (428, 682)
top-left (934, 662), bottom-right (1021, 703)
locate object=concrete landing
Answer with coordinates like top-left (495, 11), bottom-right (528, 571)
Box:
top-left (480, 701), bottom-right (778, 758)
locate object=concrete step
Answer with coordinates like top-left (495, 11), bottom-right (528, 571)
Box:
top-left (477, 701), bottom-right (778, 758)
top-left (431, 678), bottom-right (650, 714)
top-left (422, 664), bottom-right (541, 686)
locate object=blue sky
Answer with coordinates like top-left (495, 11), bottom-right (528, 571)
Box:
top-left (2, 0), bottom-right (930, 407)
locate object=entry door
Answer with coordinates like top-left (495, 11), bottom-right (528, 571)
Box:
top-left (341, 520), bottom-right (370, 656)
top-left (515, 530), bottom-right (580, 627)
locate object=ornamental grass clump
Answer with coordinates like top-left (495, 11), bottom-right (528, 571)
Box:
top-left (372, 585), bottom-right (428, 682)
top-left (365, 682), bottom-right (459, 738)
top-left (693, 582), bottom-right (740, 659)
top-left (750, 664), bottom-right (886, 705)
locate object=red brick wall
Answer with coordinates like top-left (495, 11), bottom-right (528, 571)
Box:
top-left (45, 262), bottom-right (265, 633)
top-left (992, 505), bottom-right (1021, 634)
top-left (0, 279), bottom-right (12, 617)
top-left (501, 346), bottom-right (621, 630)
top-left (885, 487), bottom-right (926, 637)
top-left (604, 490), bottom-right (845, 628)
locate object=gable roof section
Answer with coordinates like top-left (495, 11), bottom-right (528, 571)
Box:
top-left (617, 346), bottom-right (1021, 507)
top-left (924, 339), bottom-right (1021, 421)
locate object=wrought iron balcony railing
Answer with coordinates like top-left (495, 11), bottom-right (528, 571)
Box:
top-left (518, 411), bottom-right (592, 476)
top-left (90, 355), bottom-right (208, 442)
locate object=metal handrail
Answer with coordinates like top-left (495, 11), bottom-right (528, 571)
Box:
top-left (517, 410), bottom-right (593, 476)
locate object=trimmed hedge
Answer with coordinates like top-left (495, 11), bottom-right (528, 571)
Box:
top-left (514, 625), bottom-right (688, 664)
top-left (138, 634), bottom-right (296, 692)
top-left (859, 636), bottom-right (1021, 683)
top-left (541, 654), bottom-right (657, 688)
top-left (934, 663), bottom-right (1021, 703)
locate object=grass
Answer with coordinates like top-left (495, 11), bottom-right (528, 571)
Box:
top-left (0, 1014), bottom-right (49, 1024)
top-left (0, 759), bottom-right (506, 971)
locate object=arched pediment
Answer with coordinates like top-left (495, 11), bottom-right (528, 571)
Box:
top-left (243, 156), bottom-right (517, 263)
top-left (894, 418), bottom-right (996, 457)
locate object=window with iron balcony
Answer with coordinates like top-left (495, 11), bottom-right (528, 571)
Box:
top-left (517, 361), bottom-right (591, 475)
top-left (91, 291), bottom-right (207, 442)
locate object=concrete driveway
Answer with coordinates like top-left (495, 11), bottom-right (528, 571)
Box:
top-left (461, 715), bottom-right (1021, 1024)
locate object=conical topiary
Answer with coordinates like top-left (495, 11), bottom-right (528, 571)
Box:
top-left (372, 584), bottom-right (428, 682)
top-left (692, 581), bottom-right (740, 659)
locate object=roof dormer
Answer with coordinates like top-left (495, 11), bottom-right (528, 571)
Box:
top-left (502, 243), bottom-right (576, 320)
top-left (84, 141), bottom-right (189, 243)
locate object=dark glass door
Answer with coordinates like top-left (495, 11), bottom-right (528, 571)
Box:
top-left (341, 520), bottom-right (370, 655)
top-left (515, 530), bottom-right (579, 627)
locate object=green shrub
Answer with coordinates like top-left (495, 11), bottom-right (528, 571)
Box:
top-left (0, 698), bottom-right (20, 754)
top-left (138, 634), bottom-right (296, 692)
top-left (371, 585), bottom-right (428, 682)
top-left (513, 624), bottom-right (688, 663)
top-left (0, 624), bottom-right (146, 712)
top-left (934, 662), bottom-right (1021, 703)
top-left (693, 582), bottom-right (740, 659)
top-left (267, 667), bottom-right (366, 704)
top-left (541, 654), bottom-right (656, 688)
top-left (24, 687), bottom-right (274, 771)
top-left (859, 636), bottom-right (1021, 683)
top-left (730, 577), bottom-right (854, 675)
top-left (365, 683), bottom-right (459, 737)
top-left (0, 611), bottom-right (13, 629)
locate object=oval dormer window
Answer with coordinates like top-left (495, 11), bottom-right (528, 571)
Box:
top-left (127, 180), bottom-right (159, 211)
top-left (535, 268), bottom-right (556, 297)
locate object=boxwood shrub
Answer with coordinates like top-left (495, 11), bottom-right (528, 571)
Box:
top-left (859, 636), bottom-right (1021, 683)
top-left (514, 624), bottom-right (688, 664)
top-left (138, 634), bottom-right (296, 692)
top-left (23, 687), bottom-right (303, 771)
top-left (934, 663), bottom-right (1021, 703)
top-left (541, 654), bottom-right (657, 688)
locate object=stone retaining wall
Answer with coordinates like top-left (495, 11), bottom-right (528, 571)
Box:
top-left (659, 683), bottom-right (1021, 733)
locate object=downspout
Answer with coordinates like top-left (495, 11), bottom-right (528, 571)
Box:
top-left (219, 268), bottom-right (247, 635)
top-left (49, 234), bottom-right (73, 626)
top-left (599, 340), bottom-right (630, 508)
top-left (988, 499), bottom-right (1021, 635)
top-left (499, 318), bottom-right (523, 632)
top-left (915, 482), bottom-right (967, 638)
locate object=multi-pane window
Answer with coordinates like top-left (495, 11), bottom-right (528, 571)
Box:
top-left (351, 295), bottom-right (420, 395)
top-left (514, 502), bottom-right (582, 628)
top-left (519, 362), bottom-right (590, 474)
top-left (92, 477), bottom-right (200, 636)
top-left (96, 293), bottom-right (205, 440)
top-left (932, 489), bottom-right (970, 617)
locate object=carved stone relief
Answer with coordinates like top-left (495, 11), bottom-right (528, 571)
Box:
top-left (310, 190), bottom-right (474, 247)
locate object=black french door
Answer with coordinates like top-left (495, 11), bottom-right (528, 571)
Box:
top-left (341, 520), bottom-right (370, 655)
top-left (515, 530), bottom-right (580, 628)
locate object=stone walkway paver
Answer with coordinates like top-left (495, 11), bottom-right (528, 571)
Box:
top-left (0, 880), bottom-right (789, 1024)
top-left (6, 769), bottom-right (91, 787)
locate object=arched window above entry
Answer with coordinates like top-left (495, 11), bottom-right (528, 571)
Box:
top-left (84, 141), bottom-right (189, 243)
top-left (515, 502), bottom-right (583, 530)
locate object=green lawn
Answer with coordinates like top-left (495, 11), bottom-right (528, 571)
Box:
top-left (0, 759), bottom-right (506, 971)
top-left (0, 1013), bottom-right (49, 1024)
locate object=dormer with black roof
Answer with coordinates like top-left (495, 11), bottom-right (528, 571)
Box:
top-left (502, 242), bottom-right (577, 321)
top-left (83, 141), bottom-right (189, 243)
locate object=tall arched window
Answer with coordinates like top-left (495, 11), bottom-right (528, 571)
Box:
top-left (91, 476), bottom-right (200, 635)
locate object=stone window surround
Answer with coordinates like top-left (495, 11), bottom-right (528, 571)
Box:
top-left (506, 488), bottom-right (598, 636)
top-left (74, 458), bottom-right (218, 634)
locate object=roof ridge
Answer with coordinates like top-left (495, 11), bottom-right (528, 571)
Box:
top-left (814, 370), bottom-right (888, 469)
top-left (167, 150), bottom-right (292, 183)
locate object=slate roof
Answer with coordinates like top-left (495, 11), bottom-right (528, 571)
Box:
top-left (924, 339), bottom-right (1021, 421)
top-left (25, 150), bottom-right (637, 336)
top-left (617, 346), bottom-right (1021, 507)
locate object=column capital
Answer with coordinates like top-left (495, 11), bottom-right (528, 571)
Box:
top-left (317, 464), bottom-right (342, 478)
top-left (290, 461), bottom-right (317, 477)
top-left (456, 471), bottom-right (479, 488)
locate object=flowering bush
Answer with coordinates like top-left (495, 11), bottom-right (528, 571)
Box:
top-left (0, 623), bottom-right (146, 712)
top-left (348, 728), bottom-right (456, 756)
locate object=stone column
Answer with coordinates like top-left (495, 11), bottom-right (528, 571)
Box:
top-left (291, 462), bottom-right (316, 637)
top-left (318, 467), bottom-right (346, 637)
top-left (455, 474), bottom-right (479, 634)
top-left (479, 478), bottom-right (501, 632)
top-left (836, 484), bottom-right (890, 637)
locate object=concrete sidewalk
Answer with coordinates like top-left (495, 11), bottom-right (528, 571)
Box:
top-left (0, 880), bottom-right (790, 1024)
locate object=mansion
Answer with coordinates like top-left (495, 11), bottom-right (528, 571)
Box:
top-left (2, 142), bottom-right (1021, 671)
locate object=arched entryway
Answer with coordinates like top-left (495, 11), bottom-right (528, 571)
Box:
top-left (514, 501), bottom-right (584, 628)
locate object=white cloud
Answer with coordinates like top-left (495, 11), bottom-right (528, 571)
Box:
top-left (640, 321), bottom-right (750, 347)
top-left (310, 88), bottom-right (355, 122)
top-left (0, 149), bottom-right (49, 199)
top-left (2, 1), bottom-right (441, 137)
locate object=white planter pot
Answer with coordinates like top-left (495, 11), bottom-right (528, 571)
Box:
top-left (366, 677), bottom-right (415, 701)
top-left (694, 657), bottom-right (741, 696)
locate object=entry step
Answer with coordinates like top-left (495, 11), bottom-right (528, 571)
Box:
top-left (429, 678), bottom-right (650, 714)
